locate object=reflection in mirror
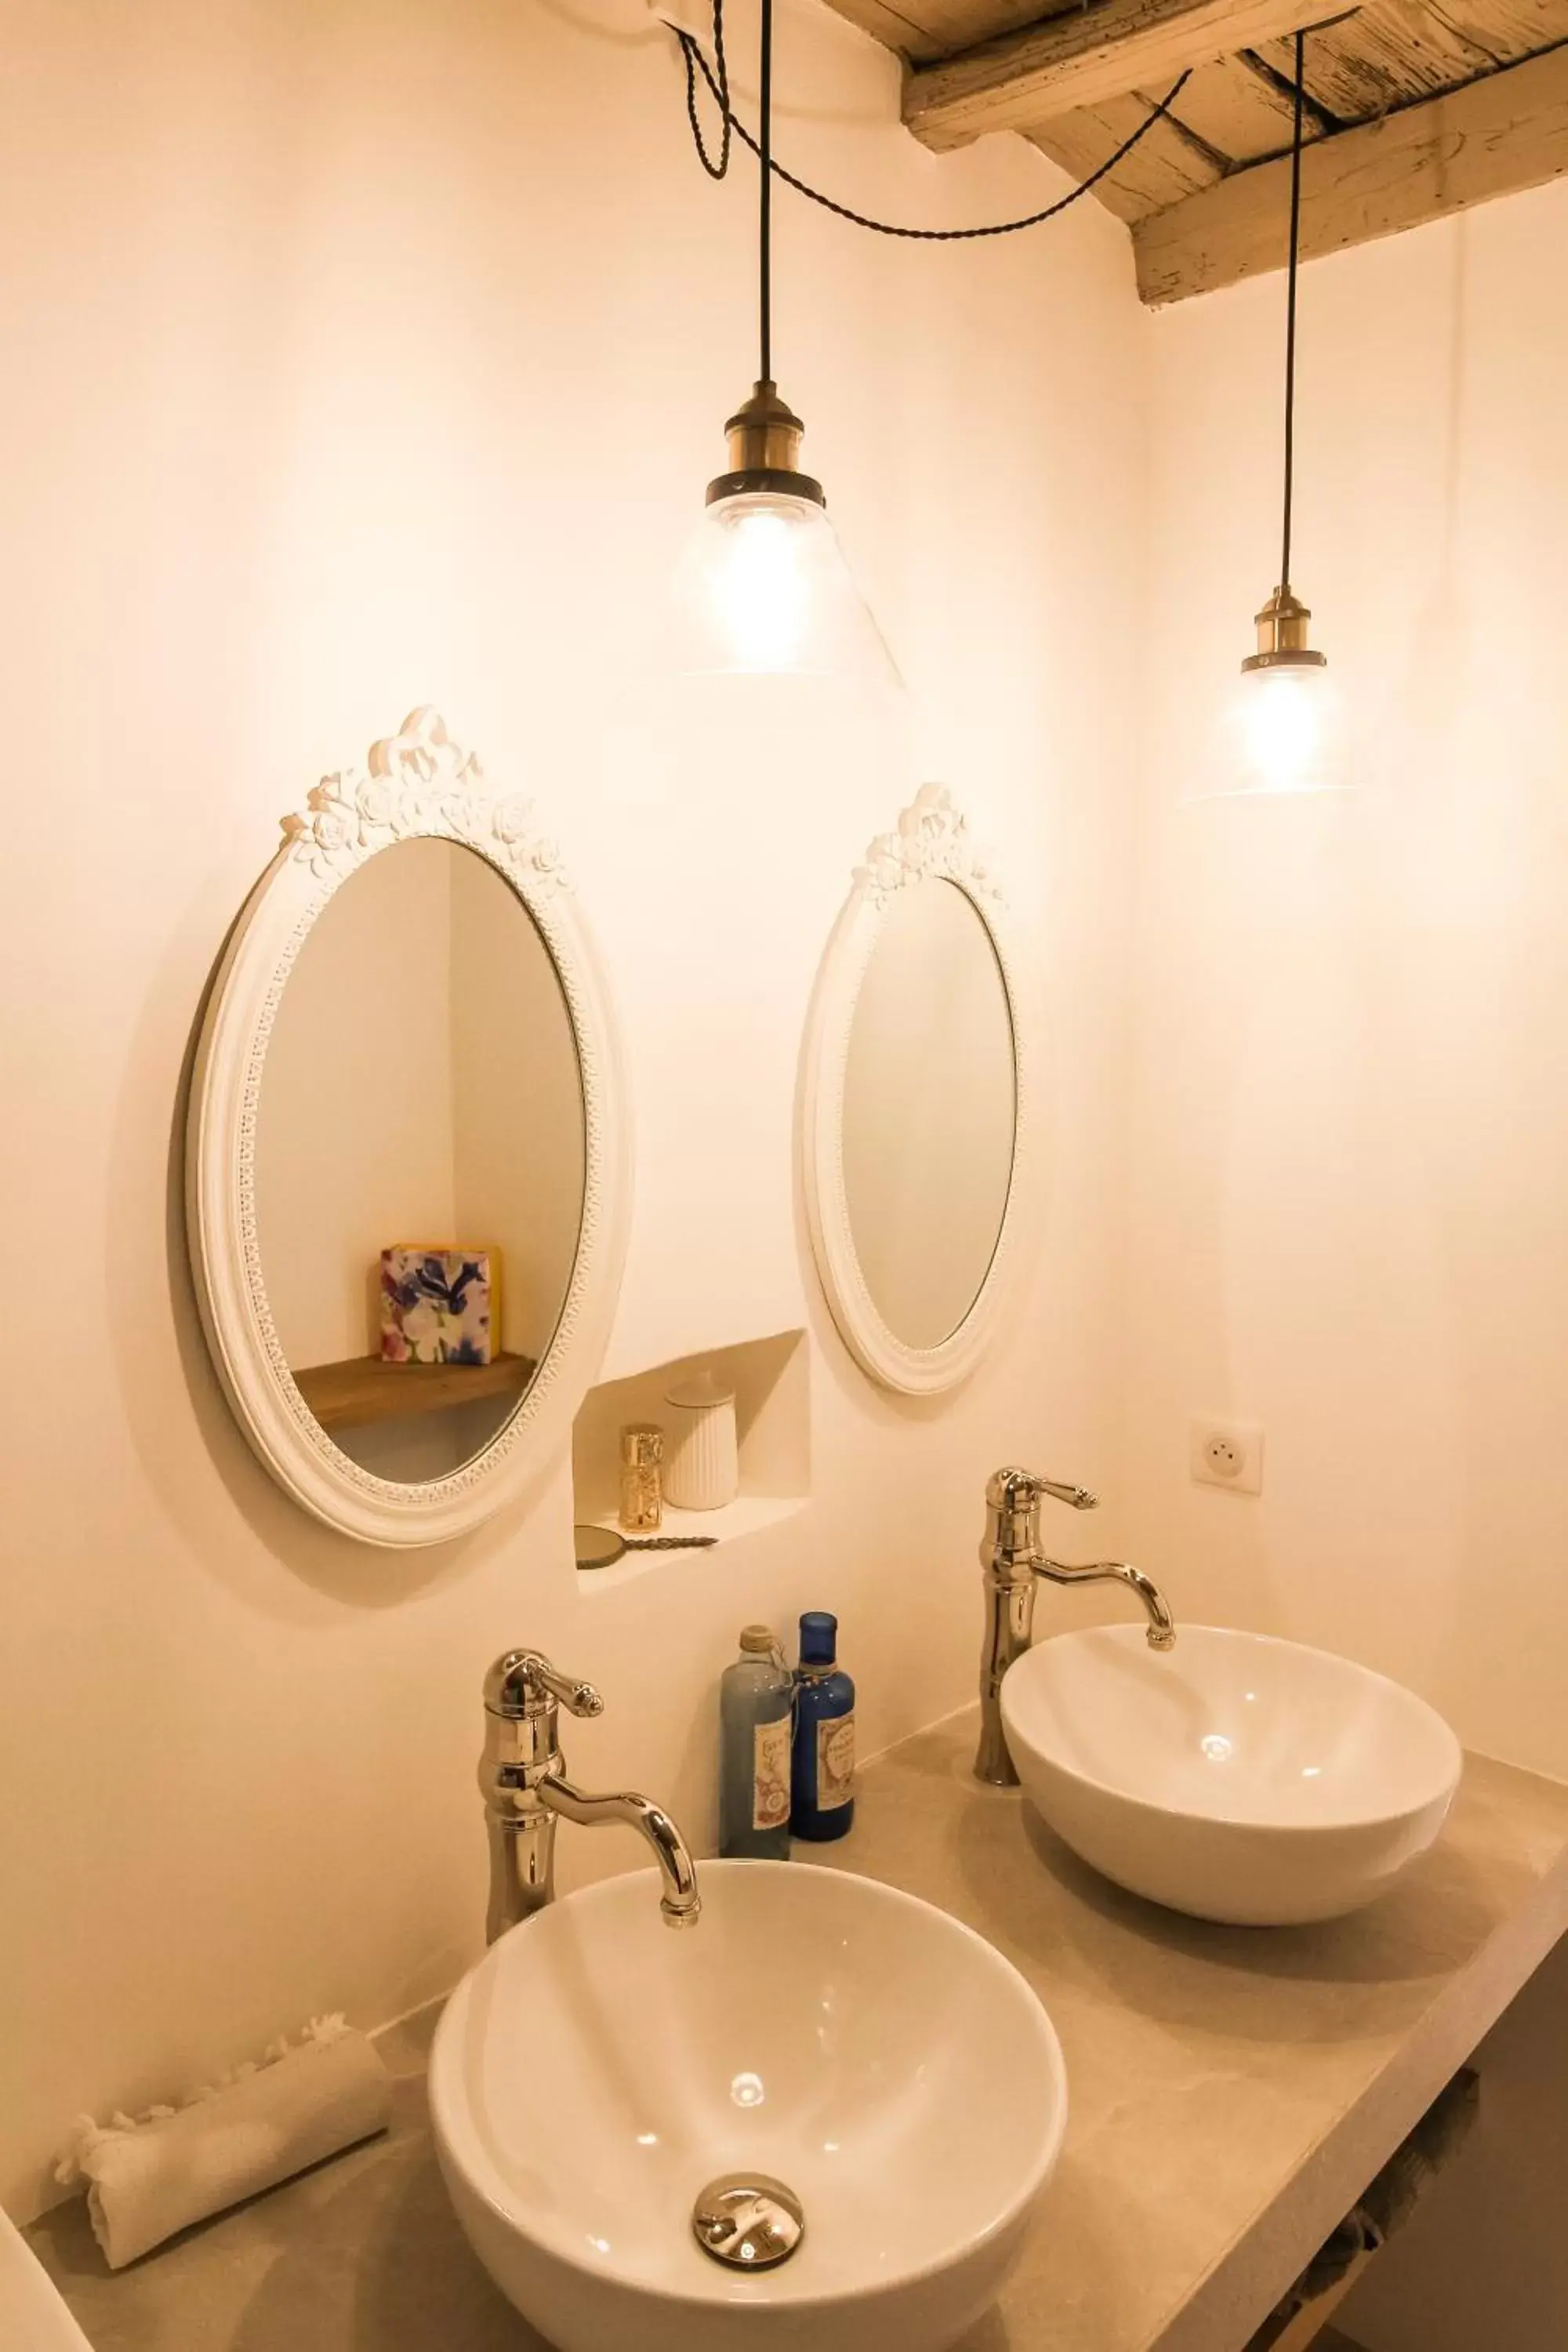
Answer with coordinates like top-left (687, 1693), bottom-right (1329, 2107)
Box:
top-left (255, 837), bottom-right (584, 1484)
top-left (840, 877), bottom-right (1015, 1351)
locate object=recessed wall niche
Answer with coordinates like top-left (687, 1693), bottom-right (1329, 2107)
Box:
top-left (571, 1331), bottom-right (810, 1584)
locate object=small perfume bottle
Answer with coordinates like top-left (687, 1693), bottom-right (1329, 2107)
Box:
top-left (719, 1626), bottom-right (793, 1860)
top-left (790, 1611), bottom-right (855, 1842)
top-left (619, 1424), bottom-right (663, 1532)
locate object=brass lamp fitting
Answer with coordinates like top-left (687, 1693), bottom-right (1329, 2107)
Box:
top-left (706, 380), bottom-right (826, 508)
top-left (1243, 585), bottom-right (1327, 672)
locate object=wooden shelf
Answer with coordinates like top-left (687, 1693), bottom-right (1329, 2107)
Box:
top-left (292, 1351), bottom-right (535, 1433)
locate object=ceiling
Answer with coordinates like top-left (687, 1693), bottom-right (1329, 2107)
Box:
top-left (818, 0), bottom-right (1568, 299)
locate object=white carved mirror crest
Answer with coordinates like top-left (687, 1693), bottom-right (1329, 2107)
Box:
top-left (187, 708), bottom-right (630, 1546)
top-left (801, 784), bottom-right (1029, 1396)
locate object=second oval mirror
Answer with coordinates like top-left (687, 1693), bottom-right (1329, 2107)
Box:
top-left (802, 786), bottom-right (1028, 1395)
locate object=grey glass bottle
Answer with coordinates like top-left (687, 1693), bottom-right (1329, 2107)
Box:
top-left (719, 1627), bottom-right (794, 1860)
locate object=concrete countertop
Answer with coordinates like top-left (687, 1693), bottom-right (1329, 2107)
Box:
top-left (30, 1709), bottom-right (1568, 2352)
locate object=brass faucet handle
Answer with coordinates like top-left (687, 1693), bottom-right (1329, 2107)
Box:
top-left (1038, 1477), bottom-right (1098, 1512)
top-left (485, 1650), bottom-right (606, 1721)
top-left (985, 1467), bottom-right (1099, 1515)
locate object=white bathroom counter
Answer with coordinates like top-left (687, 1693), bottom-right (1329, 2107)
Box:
top-left (28, 1710), bottom-right (1568, 2352)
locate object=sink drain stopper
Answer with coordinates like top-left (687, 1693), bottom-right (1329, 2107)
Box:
top-left (691, 2173), bottom-right (805, 2270)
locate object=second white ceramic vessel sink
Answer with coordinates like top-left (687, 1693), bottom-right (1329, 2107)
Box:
top-left (1002, 1624), bottom-right (1461, 1926)
top-left (430, 1860), bottom-right (1067, 2352)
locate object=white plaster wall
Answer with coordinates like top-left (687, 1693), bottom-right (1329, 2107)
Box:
top-left (0, 0), bottom-right (1147, 2219)
top-left (1129, 181), bottom-right (1568, 1779)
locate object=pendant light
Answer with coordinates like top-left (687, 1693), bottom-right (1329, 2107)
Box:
top-left (669, 0), bottom-right (900, 685)
top-left (1217, 28), bottom-right (1346, 797)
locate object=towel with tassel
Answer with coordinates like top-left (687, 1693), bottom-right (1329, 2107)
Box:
top-left (54, 2015), bottom-right (392, 2270)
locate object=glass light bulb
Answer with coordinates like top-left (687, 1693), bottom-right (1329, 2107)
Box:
top-left (1214, 659), bottom-right (1347, 797)
top-left (668, 491), bottom-right (901, 688)
top-left (706, 501), bottom-right (811, 670)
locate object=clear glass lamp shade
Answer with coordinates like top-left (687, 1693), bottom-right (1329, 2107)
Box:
top-left (667, 492), bottom-right (902, 688)
top-left (1210, 659), bottom-right (1349, 798)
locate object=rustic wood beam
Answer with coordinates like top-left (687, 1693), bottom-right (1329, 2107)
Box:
top-left (903, 0), bottom-right (1334, 150)
top-left (1134, 37), bottom-right (1568, 302)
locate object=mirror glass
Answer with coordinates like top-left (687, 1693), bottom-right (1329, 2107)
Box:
top-left (254, 837), bottom-right (585, 1483)
top-left (840, 878), bottom-right (1015, 1350)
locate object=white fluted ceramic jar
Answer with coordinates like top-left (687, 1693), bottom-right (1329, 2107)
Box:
top-left (662, 1368), bottom-right (739, 1511)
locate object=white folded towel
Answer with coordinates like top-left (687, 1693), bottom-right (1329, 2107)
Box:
top-left (54, 2015), bottom-right (392, 2270)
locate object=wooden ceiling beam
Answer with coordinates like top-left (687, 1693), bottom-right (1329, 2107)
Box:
top-left (1134, 35), bottom-right (1568, 301)
top-left (903, 0), bottom-right (1337, 150)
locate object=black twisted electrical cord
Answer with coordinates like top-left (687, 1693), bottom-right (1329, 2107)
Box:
top-left (683, 0), bottom-right (731, 175)
top-left (1279, 26), bottom-right (1307, 595)
top-left (677, 0), bottom-right (1192, 242)
top-left (760, 0), bottom-right (775, 375)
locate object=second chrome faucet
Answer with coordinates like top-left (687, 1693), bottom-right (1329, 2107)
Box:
top-left (976, 1467), bottom-right (1176, 1787)
top-left (480, 1650), bottom-right (702, 1942)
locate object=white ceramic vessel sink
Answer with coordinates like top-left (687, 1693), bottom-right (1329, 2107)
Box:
top-left (1002, 1625), bottom-right (1462, 1926)
top-left (430, 1860), bottom-right (1067, 2352)
top-left (0, 2212), bottom-right (93, 2351)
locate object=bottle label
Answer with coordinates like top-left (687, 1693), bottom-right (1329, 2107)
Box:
top-left (815, 1712), bottom-right (855, 1812)
top-left (753, 1716), bottom-right (792, 1831)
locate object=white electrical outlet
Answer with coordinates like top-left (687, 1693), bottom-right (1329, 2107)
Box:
top-left (1190, 1417), bottom-right (1263, 1495)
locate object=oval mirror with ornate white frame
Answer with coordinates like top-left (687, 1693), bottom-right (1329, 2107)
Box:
top-left (801, 785), bottom-right (1028, 1396)
top-left (187, 708), bottom-right (630, 1547)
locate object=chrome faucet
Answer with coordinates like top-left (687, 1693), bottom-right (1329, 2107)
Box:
top-left (480, 1650), bottom-right (702, 1941)
top-left (975, 1466), bottom-right (1177, 1787)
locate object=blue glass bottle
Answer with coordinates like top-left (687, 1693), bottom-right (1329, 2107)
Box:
top-left (790, 1611), bottom-right (855, 1841)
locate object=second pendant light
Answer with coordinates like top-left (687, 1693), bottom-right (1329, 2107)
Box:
top-left (1218, 27), bottom-right (1348, 797)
